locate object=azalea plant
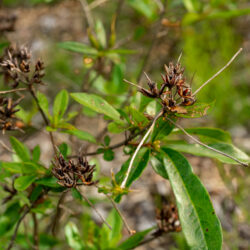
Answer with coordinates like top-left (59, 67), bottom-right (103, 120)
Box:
top-left (0, 0), bottom-right (250, 249)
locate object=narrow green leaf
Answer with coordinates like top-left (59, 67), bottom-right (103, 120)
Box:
top-left (118, 227), bottom-right (153, 250)
top-left (10, 136), bottom-right (30, 161)
top-left (95, 19), bottom-right (106, 48)
top-left (21, 162), bottom-right (47, 175)
top-left (161, 147), bottom-right (222, 249)
top-left (108, 122), bottom-right (128, 134)
top-left (175, 101), bottom-right (215, 118)
top-left (35, 176), bottom-right (61, 188)
top-left (63, 129), bottom-right (96, 144)
top-left (172, 127), bottom-right (232, 143)
top-left (14, 175), bottom-right (37, 191)
top-left (107, 49), bottom-right (137, 54)
top-left (116, 148), bottom-right (150, 188)
top-left (71, 93), bottom-right (123, 123)
top-left (166, 141), bottom-right (250, 165)
top-left (58, 41), bottom-right (98, 55)
top-left (127, 0), bottom-right (158, 20)
top-left (150, 154), bottom-right (168, 179)
top-left (1, 162), bottom-right (22, 173)
top-left (65, 222), bottom-right (84, 249)
top-left (151, 117), bottom-right (175, 141)
top-left (37, 91), bottom-right (50, 118)
top-left (32, 145), bottom-right (41, 162)
top-left (53, 89), bottom-right (69, 121)
top-left (101, 209), bottom-right (123, 247)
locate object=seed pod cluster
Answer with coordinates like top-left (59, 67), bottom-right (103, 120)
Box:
top-left (156, 204), bottom-right (181, 233)
top-left (0, 97), bottom-right (23, 134)
top-left (138, 61), bottom-right (196, 114)
top-left (0, 45), bottom-right (45, 88)
top-left (52, 154), bottom-right (97, 188)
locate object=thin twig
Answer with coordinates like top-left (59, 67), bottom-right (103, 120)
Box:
top-left (77, 186), bottom-right (112, 230)
top-left (164, 116), bottom-right (249, 167)
top-left (28, 85), bottom-right (57, 155)
top-left (121, 111), bottom-right (163, 188)
top-left (69, 122), bottom-right (152, 158)
top-left (0, 140), bottom-right (13, 153)
top-left (32, 213), bottom-right (39, 250)
top-left (88, 0), bottom-right (109, 10)
top-left (51, 190), bottom-right (69, 236)
top-left (79, 0), bottom-right (94, 29)
top-left (192, 48), bottom-right (243, 96)
top-left (7, 206), bottom-right (31, 250)
top-left (0, 88), bottom-right (27, 94)
top-left (105, 194), bottom-right (135, 235)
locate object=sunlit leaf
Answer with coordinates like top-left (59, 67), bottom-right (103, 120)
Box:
top-left (14, 175), bottom-right (37, 191)
top-left (63, 129), bottom-right (96, 143)
top-left (161, 147), bottom-right (222, 249)
top-left (10, 136), bottom-right (30, 161)
top-left (58, 41), bottom-right (98, 55)
top-left (165, 141), bottom-right (250, 165)
top-left (71, 93), bottom-right (124, 124)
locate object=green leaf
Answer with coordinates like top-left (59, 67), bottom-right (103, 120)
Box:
top-left (32, 145), bottom-right (41, 162)
top-left (104, 135), bottom-right (110, 146)
top-left (127, 106), bottom-right (149, 127)
top-left (95, 19), bottom-right (106, 48)
top-left (150, 154), bottom-right (168, 179)
top-left (58, 41), bottom-right (98, 55)
top-left (14, 175), bottom-right (37, 191)
top-left (116, 148), bottom-right (150, 188)
top-left (53, 89), bottom-right (69, 121)
top-left (1, 162), bottom-right (22, 173)
top-left (59, 142), bottom-right (71, 158)
top-left (161, 147), bottom-right (222, 249)
top-left (118, 227), bottom-right (153, 250)
top-left (103, 149), bottom-right (114, 161)
top-left (175, 101), bottom-right (215, 118)
top-left (71, 188), bottom-right (83, 200)
top-left (10, 136), bottom-right (30, 161)
top-left (65, 222), bottom-right (84, 249)
top-left (101, 209), bottom-right (123, 247)
top-left (108, 122), bottom-right (128, 134)
top-left (127, 0), bottom-right (158, 20)
top-left (30, 185), bottom-right (43, 202)
top-left (182, 0), bottom-right (200, 12)
top-left (151, 117), bottom-right (175, 141)
top-left (207, 8), bottom-right (250, 20)
top-left (173, 127), bottom-right (232, 143)
top-left (166, 141), bottom-right (250, 165)
top-left (21, 162), bottom-right (47, 175)
top-left (71, 93), bottom-right (123, 123)
top-left (37, 91), bottom-right (50, 118)
top-left (63, 129), bottom-right (96, 144)
top-left (35, 176), bottom-right (61, 188)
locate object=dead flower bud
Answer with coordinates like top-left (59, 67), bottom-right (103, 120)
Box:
top-left (0, 45), bottom-right (45, 87)
top-left (133, 61), bottom-right (196, 115)
top-left (52, 154), bottom-right (97, 188)
top-left (0, 97), bottom-right (23, 134)
top-left (156, 204), bottom-right (181, 233)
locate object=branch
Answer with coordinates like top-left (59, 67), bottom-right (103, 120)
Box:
top-left (7, 206), bottom-right (31, 250)
top-left (69, 122), bottom-right (152, 158)
top-left (192, 48), bottom-right (243, 96)
top-left (165, 116), bottom-right (249, 167)
top-left (120, 111), bottom-right (163, 189)
top-left (32, 213), bottom-right (39, 250)
top-left (0, 88), bottom-right (27, 94)
top-left (105, 194), bottom-right (135, 235)
top-left (77, 186), bottom-right (112, 230)
top-left (79, 0), bottom-right (94, 29)
top-left (28, 85), bottom-right (57, 155)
